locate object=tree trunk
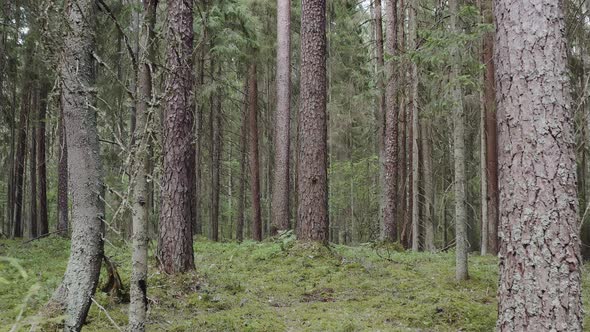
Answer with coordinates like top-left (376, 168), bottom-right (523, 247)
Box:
top-left (421, 119), bottom-right (435, 251)
top-left (450, 0), bottom-right (468, 281)
top-left (236, 78), bottom-right (249, 242)
top-left (210, 65), bottom-right (221, 242)
top-left (298, 0), bottom-right (329, 243)
top-left (373, 0), bottom-right (386, 236)
top-left (482, 0), bottom-right (498, 256)
top-left (56, 0), bottom-right (105, 329)
top-left (158, 0), bottom-right (195, 274)
top-left (129, 0), bottom-right (157, 329)
top-left (382, 0), bottom-right (399, 242)
top-left (409, 0), bottom-right (419, 252)
top-left (249, 63), bottom-right (262, 241)
top-left (37, 84), bottom-right (48, 236)
top-left (29, 87), bottom-right (37, 239)
top-left (271, 0), bottom-right (291, 234)
top-left (494, 0), bottom-right (582, 329)
top-left (57, 96), bottom-right (69, 237)
top-left (12, 82), bottom-right (30, 238)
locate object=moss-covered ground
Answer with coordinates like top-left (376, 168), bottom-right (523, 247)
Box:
top-left (1, 235), bottom-right (590, 331)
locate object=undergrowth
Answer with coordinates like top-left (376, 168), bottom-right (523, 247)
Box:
top-left (1, 236), bottom-right (590, 331)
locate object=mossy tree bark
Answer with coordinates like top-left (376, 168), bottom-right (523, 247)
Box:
top-left (56, 0), bottom-right (105, 329)
top-left (129, 0), bottom-right (157, 330)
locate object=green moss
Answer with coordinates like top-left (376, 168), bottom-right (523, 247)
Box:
top-left (1, 237), bottom-right (590, 331)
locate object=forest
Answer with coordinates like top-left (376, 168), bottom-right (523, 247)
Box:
top-left (0, 0), bottom-right (589, 330)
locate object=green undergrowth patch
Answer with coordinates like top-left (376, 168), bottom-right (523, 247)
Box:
top-left (2, 236), bottom-right (590, 331)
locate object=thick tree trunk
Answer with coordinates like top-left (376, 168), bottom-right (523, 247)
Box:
top-left (37, 85), bottom-right (48, 236)
top-left (382, 0), bottom-right (398, 242)
top-left (57, 98), bottom-right (69, 237)
top-left (482, 0), bottom-right (498, 256)
top-left (210, 65), bottom-right (221, 242)
top-left (56, 0), bottom-right (105, 329)
top-left (409, 0), bottom-right (419, 252)
top-left (158, 0), bottom-right (195, 273)
top-left (421, 120), bottom-right (435, 251)
top-left (271, 0), bottom-right (291, 234)
top-left (129, 0), bottom-right (157, 330)
top-left (298, 0), bottom-right (329, 243)
top-left (450, 0), bottom-right (468, 281)
top-left (249, 63), bottom-right (262, 241)
top-left (495, 0), bottom-right (582, 329)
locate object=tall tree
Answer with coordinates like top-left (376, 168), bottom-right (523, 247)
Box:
top-left (210, 65), bottom-right (221, 242)
top-left (54, 0), bottom-right (105, 329)
top-left (409, 0), bottom-right (419, 251)
top-left (450, 0), bottom-right (468, 281)
top-left (298, 0), bottom-right (329, 243)
top-left (37, 85), bottom-right (48, 236)
top-left (12, 78), bottom-right (30, 238)
top-left (130, 0), bottom-right (157, 329)
top-left (271, 0), bottom-right (292, 234)
top-left (236, 78), bottom-right (249, 242)
top-left (495, 0), bottom-right (583, 329)
top-left (158, 0), bottom-right (195, 273)
top-left (57, 97), bottom-right (68, 236)
top-left (29, 88), bottom-right (37, 239)
top-left (382, 0), bottom-right (399, 242)
top-left (421, 120), bottom-right (435, 251)
top-left (482, 0), bottom-right (498, 256)
top-left (249, 63), bottom-right (262, 241)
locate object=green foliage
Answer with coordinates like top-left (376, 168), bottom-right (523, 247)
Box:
top-left (6, 237), bottom-right (590, 331)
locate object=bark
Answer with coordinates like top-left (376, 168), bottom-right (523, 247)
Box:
top-left (450, 0), bottom-right (468, 281)
top-left (210, 65), bottom-right (221, 242)
top-left (495, 0), bottom-right (582, 329)
top-left (421, 120), bottom-right (435, 251)
top-left (193, 33), bottom-right (206, 236)
top-left (271, 0), bottom-right (291, 234)
top-left (382, 0), bottom-right (399, 242)
top-left (297, 0), bottom-right (329, 243)
top-left (129, 0), bottom-right (157, 330)
top-left (57, 97), bottom-right (69, 237)
top-left (158, 0), bottom-right (195, 273)
top-left (249, 63), bottom-right (262, 241)
top-left (482, 0), bottom-right (498, 256)
top-left (373, 0), bottom-right (386, 236)
top-left (236, 78), bottom-right (249, 242)
top-left (13, 81), bottom-right (30, 238)
top-left (409, 0), bottom-right (419, 252)
top-left (56, 0), bottom-right (105, 329)
top-left (37, 85), bottom-right (48, 236)
top-left (29, 87), bottom-right (37, 239)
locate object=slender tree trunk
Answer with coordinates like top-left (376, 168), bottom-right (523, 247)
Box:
top-left (37, 85), bottom-right (48, 236)
top-left (382, 0), bottom-right (399, 242)
top-left (13, 81), bottom-right (30, 238)
top-left (55, 0), bottom-right (105, 329)
top-left (271, 0), bottom-right (291, 234)
top-left (129, 0), bottom-right (157, 329)
top-left (29, 87), bottom-right (38, 239)
top-left (421, 119), bottom-right (435, 251)
top-left (409, 0), bottom-right (419, 251)
top-left (57, 96), bottom-right (69, 236)
top-left (482, 0), bottom-right (498, 256)
top-left (193, 31), bottom-right (206, 236)
top-left (495, 0), bottom-right (582, 329)
top-left (210, 65), bottom-right (221, 242)
top-left (158, 0), bottom-right (195, 273)
top-left (298, 0), bottom-right (329, 243)
top-left (450, 0), bottom-right (468, 281)
top-left (249, 63), bottom-right (262, 241)
top-left (236, 78), bottom-right (249, 242)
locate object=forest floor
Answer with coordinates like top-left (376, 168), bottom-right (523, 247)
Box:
top-left (1, 235), bottom-right (590, 332)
